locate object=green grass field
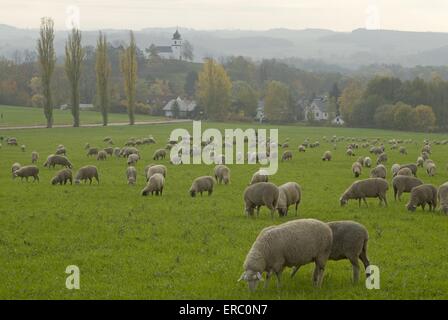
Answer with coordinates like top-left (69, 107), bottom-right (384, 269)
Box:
top-left (0, 105), bottom-right (164, 127)
top-left (1, 121), bottom-right (448, 299)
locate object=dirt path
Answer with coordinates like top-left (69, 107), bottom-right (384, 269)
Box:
top-left (0, 119), bottom-right (192, 131)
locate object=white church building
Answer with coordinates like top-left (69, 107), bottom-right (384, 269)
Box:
top-left (154, 29), bottom-right (183, 60)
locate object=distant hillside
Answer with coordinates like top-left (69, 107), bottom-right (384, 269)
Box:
top-left (2, 25), bottom-right (448, 69)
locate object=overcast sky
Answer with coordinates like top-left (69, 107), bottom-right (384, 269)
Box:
top-left (1, 0), bottom-right (448, 32)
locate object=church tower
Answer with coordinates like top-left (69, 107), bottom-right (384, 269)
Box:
top-left (171, 29), bottom-right (182, 60)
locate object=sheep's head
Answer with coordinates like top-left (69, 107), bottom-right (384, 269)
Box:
top-left (340, 196), bottom-right (348, 206)
top-left (51, 177), bottom-right (58, 185)
top-left (238, 270), bottom-right (263, 292)
top-left (189, 189), bottom-right (196, 197)
top-left (277, 207), bottom-right (287, 217)
top-left (406, 203), bottom-right (416, 212)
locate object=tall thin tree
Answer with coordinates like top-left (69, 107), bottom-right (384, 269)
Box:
top-left (65, 28), bottom-right (84, 127)
top-left (95, 32), bottom-right (111, 126)
top-left (120, 31), bottom-right (138, 125)
top-left (37, 17), bottom-right (56, 128)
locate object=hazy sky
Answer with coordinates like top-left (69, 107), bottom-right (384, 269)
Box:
top-left (1, 0), bottom-right (448, 32)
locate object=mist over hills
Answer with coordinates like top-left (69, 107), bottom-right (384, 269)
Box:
top-left (1, 24), bottom-right (448, 70)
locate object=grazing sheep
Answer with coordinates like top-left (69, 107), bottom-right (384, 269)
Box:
top-left (239, 219), bottom-right (333, 291)
top-left (346, 148), bottom-right (354, 157)
top-left (120, 147), bottom-right (140, 158)
top-left (392, 175), bottom-right (423, 201)
top-left (243, 182), bottom-right (279, 218)
top-left (400, 163), bottom-right (418, 177)
top-left (282, 143), bottom-right (289, 148)
top-left (397, 167), bottom-right (413, 176)
top-left (370, 164), bottom-right (386, 179)
top-left (376, 152), bottom-right (388, 165)
top-left (86, 147), bottom-right (99, 157)
top-left (249, 171), bottom-right (268, 185)
top-left (406, 184), bottom-right (438, 212)
top-left (146, 164), bottom-right (167, 180)
top-left (214, 165), bottom-right (231, 184)
top-left (437, 182), bottom-right (448, 214)
top-left (126, 166), bottom-right (137, 185)
top-left (417, 157), bottom-right (424, 167)
top-left (340, 178), bottom-right (389, 207)
top-left (399, 146), bottom-right (407, 155)
top-left (74, 165), bottom-right (99, 184)
top-left (31, 151), bottom-right (39, 164)
top-left (425, 160), bottom-right (436, 176)
top-left (43, 155), bottom-right (73, 169)
top-left (7, 137), bottom-right (18, 146)
top-left (277, 182), bottom-right (301, 216)
top-left (298, 145), bottom-right (306, 152)
top-left (363, 157), bottom-right (372, 168)
top-left (13, 165), bottom-right (39, 182)
top-left (104, 147), bottom-right (113, 156)
top-left (391, 163), bottom-right (401, 177)
top-left (189, 176), bottom-right (214, 197)
top-left (11, 162), bottom-right (21, 178)
top-left (153, 149), bottom-right (167, 160)
top-left (352, 162), bottom-right (362, 178)
top-left (141, 173), bottom-right (165, 196)
top-left (282, 150), bottom-right (292, 161)
top-left (21, 145), bottom-right (26, 152)
top-left (51, 169), bottom-right (73, 185)
top-left (97, 150), bottom-right (107, 161)
top-left (113, 147), bottom-right (121, 157)
top-left (55, 146), bottom-right (66, 155)
top-left (127, 153), bottom-right (139, 166)
top-left (322, 151), bottom-right (332, 161)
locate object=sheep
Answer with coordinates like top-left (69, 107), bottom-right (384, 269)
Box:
top-left (153, 149), bottom-right (167, 160)
top-left (127, 153), bottom-right (139, 166)
top-left (238, 219), bottom-right (333, 291)
top-left (298, 145), bottom-right (306, 152)
top-left (214, 165), bottom-right (231, 185)
top-left (277, 182), bottom-right (301, 216)
top-left (13, 165), bottom-right (39, 182)
top-left (346, 148), bottom-right (354, 157)
top-left (126, 166), bottom-right (137, 185)
top-left (399, 146), bottom-right (407, 155)
top-left (340, 178), bottom-right (389, 207)
top-left (86, 147), bottom-right (99, 157)
top-left (113, 147), bottom-right (121, 157)
top-left (281, 150), bottom-right (292, 161)
top-left (141, 173), bottom-right (165, 196)
top-left (370, 164), bottom-right (386, 179)
top-left (425, 160), bottom-right (436, 176)
top-left (104, 147), bottom-right (113, 156)
top-left (397, 167), bottom-right (413, 177)
top-left (249, 171), bottom-right (268, 185)
top-left (145, 164), bottom-right (167, 180)
top-left (189, 176), bottom-right (214, 197)
top-left (120, 147), bottom-right (140, 157)
top-left (31, 151), bottom-right (39, 164)
top-left (363, 157), bottom-right (372, 168)
top-left (406, 184), bottom-right (438, 212)
top-left (376, 152), bottom-right (388, 165)
top-left (21, 145), bottom-right (26, 152)
top-left (417, 157), bottom-right (424, 167)
top-left (356, 156), bottom-right (365, 166)
top-left (281, 143), bottom-right (289, 148)
top-left (11, 162), bottom-right (21, 177)
top-left (437, 182), bottom-right (448, 214)
top-left (352, 162), bottom-right (362, 178)
top-left (392, 175), bottom-right (423, 201)
top-left (7, 137), bottom-right (18, 146)
top-left (399, 165), bottom-right (417, 178)
top-left (421, 151), bottom-right (430, 161)
top-left (243, 182), bottom-right (279, 218)
top-left (55, 146), bottom-right (66, 155)
top-left (43, 155), bottom-right (73, 169)
top-left (391, 163), bottom-right (401, 177)
top-left (322, 151), bottom-right (332, 161)
top-left (97, 150), bottom-right (107, 161)
top-left (74, 165), bottom-right (99, 184)
top-left (51, 169), bottom-right (73, 185)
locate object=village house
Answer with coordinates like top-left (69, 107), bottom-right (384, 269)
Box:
top-left (163, 96), bottom-right (197, 118)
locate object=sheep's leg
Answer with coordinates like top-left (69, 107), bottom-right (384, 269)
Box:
top-left (264, 271), bottom-right (272, 289)
top-left (275, 271), bottom-right (282, 289)
top-left (358, 198), bottom-right (361, 207)
top-left (422, 203), bottom-right (426, 211)
top-left (349, 257), bottom-right (360, 283)
top-left (382, 194), bottom-right (388, 207)
top-left (313, 258), bottom-right (326, 288)
top-left (363, 198), bottom-right (368, 207)
top-left (290, 266), bottom-right (300, 278)
top-left (256, 206), bottom-right (261, 217)
top-left (295, 202), bottom-right (299, 216)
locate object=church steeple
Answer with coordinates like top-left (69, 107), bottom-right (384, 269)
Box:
top-left (171, 28), bottom-right (182, 60)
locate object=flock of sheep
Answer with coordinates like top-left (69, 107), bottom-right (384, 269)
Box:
top-left (3, 132), bottom-right (448, 292)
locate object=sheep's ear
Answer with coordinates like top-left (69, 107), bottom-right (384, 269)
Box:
top-left (237, 272), bottom-right (246, 282)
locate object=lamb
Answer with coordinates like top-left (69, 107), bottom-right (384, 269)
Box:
top-left (238, 219), bottom-right (333, 291)
top-left (31, 151), bottom-right (39, 164)
top-left (145, 164), bottom-right (167, 180)
top-left (127, 153), bottom-right (139, 166)
top-left (249, 171), bottom-right (268, 185)
top-left (406, 184), bottom-right (438, 212)
top-left (370, 164), bottom-right (386, 179)
top-left (281, 150), bottom-right (292, 161)
top-left (376, 152), bottom-right (388, 164)
top-left (340, 178), bottom-right (389, 207)
top-left (126, 166), bottom-right (137, 185)
top-left (352, 162), bottom-right (362, 178)
top-left (392, 175), bottom-right (423, 201)
top-left (437, 182), bottom-right (448, 214)
top-left (86, 147), bottom-right (99, 157)
top-left (400, 163), bottom-right (417, 177)
top-left (391, 163), bottom-right (401, 177)
top-left (189, 176), bottom-right (214, 197)
top-left (141, 173), bottom-right (165, 196)
top-left (153, 149), bottom-right (167, 160)
top-left (214, 165), bottom-right (231, 184)
top-left (322, 151), bottom-right (332, 161)
top-left (51, 169), bottom-right (73, 185)
top-left (243, 182), bottom-right (279, 218)
top-left (74, 165), bottom-right (99, 184)
top-left (97, 150), bottom-right (107, 161)
top-left (13, 165), bottom-right (39, 182)
top-left (363, 157), bottom-right (372, 168)
top-left (43, 155), bottom-right (73, 169)
top-left (277, 182), bottom-right (301, 216)
top-left (11, 162), bottom-right (21, 177)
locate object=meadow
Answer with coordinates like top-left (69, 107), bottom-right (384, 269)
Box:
top-left (0, 105), bottom-right (163, 127)
top-left (1, 121), bottom-right (448, 300)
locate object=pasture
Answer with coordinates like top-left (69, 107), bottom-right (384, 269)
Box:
top-left (1, 122), bottom-right (448, 299)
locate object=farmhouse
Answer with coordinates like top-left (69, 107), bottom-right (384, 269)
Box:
top-left (163, 96), bottom-right (197, 118)
top-left (153, 29), bottom-right (183, 60)
top-left (305, 96), bottom-right (329, 121)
